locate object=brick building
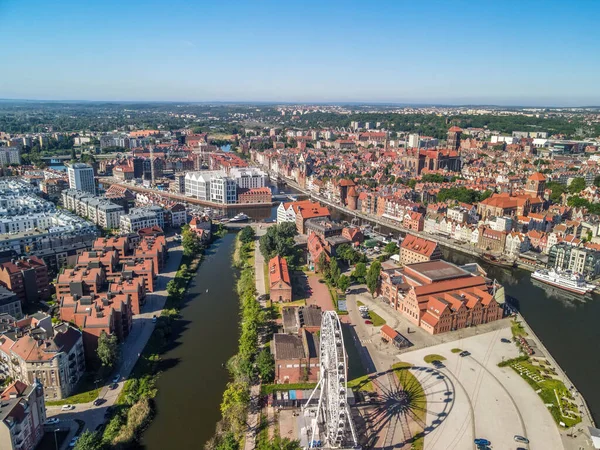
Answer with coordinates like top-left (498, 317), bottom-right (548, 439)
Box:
top-left (399, 235), bottom-right (442, 266)
top-left (403, 211), bottom-right (424, 232)
top-left (272, 329), bottom-right (319, 384)
top-left (238, 187), bottom-right (272, 204)
top-left (379, 260), bottom-right (504, 335)
top-left (295, 203), bottom-right (331, 235)
top-left (269, 255), bottom-right (292, 303)
top-left (0, 257), bottom-right (50, 305)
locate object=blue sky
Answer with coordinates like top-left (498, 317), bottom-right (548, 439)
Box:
top-left (0, 0), bottom-right (599, 105)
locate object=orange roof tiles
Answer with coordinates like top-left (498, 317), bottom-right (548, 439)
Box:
top-left (269, 255), bottom-right (291, 286)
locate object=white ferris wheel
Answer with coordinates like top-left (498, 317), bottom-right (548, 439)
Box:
top-left (303, 311), bottom-right (358, 449)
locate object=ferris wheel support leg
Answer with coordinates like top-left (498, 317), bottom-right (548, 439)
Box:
top-left (345, 403), bottom-right (358, 447)
top-left (303, 378), bottom-right (323, 448)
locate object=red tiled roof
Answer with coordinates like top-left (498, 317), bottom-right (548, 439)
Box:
top-left (401, 235), bottom-right (438, 257)
top-left (269, 255), bottom-right (290, 286)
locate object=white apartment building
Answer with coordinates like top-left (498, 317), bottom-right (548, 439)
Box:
top-left (185, 171), bottom-right (220, 201)
top-left (67, 163), bottom-right (96, 195)
top-left (0, 147), bottom-right (21, 165)
top-left (446, 207), bottom-right (469, 224)
top-left (491, 216), bottom-right (513, 232)
top-left (61, 189), bottom-right (123, 230)
top-left (276, 202), bottom-right (297, 224)
top-left (229, 167), bottom-right (267, 189)
top-left (210, 177), bottom-right (237, 204)
top-left (120, 206), bottom-right (164, 233)
top-left (185, 170), bottom-right (237, 204)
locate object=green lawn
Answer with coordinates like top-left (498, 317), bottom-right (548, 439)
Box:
top-left (508, 359), bottom-right (581, 428)
top-left (347, 374), bottom-right (374, 392)
top-left (368, 310), bottom-right (386, 327)
top-left (392, 362), bottom-right (427, 423)
top-left (261, 383), bottom-right (317, 395)
top-left (451, 348), bottom-right (462, 353)
top-left (46, 387), bottom-right (101, 406)
top-left (356, 300), bottom-right (364, 307)
top-left (263, 261), bottom-right (270, 294)
top-left (423, 354), bottom-right (446, 363)
top-left (511, 319), bottom-right (528, 338)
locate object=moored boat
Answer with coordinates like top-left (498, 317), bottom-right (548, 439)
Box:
top-left (531, 268), bottom-right (595, 295)
top-left (482, 253), bottom-right (516, 268)
top-left (229, 212), bottom-right (249, 223)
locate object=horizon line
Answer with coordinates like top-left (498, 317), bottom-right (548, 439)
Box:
top-left (1, 97), bottom-right (599, 109)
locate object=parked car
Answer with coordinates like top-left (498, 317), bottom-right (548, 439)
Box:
top-left (152, 315), bottom-right (157, 323)
top-left (514, 435), bottom-right (529, 444)
top-left (61, 405), bottom-right (75, 411)
top-left (474, 438), bottom-right (490, 446)
top-left (365, 320), bottom-right (372, 325)
top-left (93, 398), bottom-right (106, 407)
top-left (501, 338), bottom-right (511, 343)
top-left (112, 374), bottom-right (121, 384)
top-left (459, 351), bottom-right (471, 357)
top-left (45, 417), bottom-right (60, 425)
top-left (68, 436), bottom-right (79, 448)
top-left (109, 383), bottom-right (118, 390)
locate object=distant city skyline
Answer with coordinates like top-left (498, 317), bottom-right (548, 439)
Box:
top-left (1, 0), bottom-right (599, 106)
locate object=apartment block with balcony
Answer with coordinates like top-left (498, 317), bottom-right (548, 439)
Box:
top-left (0, 314), bottom-right (85, 401)
top-left (0, 257), bottom-right (50, 305)
top-left (0, 381), bottom-right (46, 450)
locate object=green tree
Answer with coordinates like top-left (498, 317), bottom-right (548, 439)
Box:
top-left (352, 262), bottom-right (367, 283)
top-left (366, 261), bottom-right (381, 297)
top-left (255, 349), bottom-right (275, 382)
top-left (338, 274), bottom-right (350, 293)
top-left (329, 258), bottom-right (341, 285)
top-left (259, 223), bottom-right (298, 261)
top-left (96, 331), bottom-right (120, 368)
top-left (258, 437), bottom-right (302, 450)
top-left (70, 147), bottom-right (77, 161)
top-left (546, 181), bottom-right (567, 203)
top-left (74, 430), bottom-right (104, 450)
top-left (594, 175), bottom-right (600, 188)
top-left (407, 179), bottom-right (417, 189)
top-left (220, 381), bottom-right (250, 437)
top-left (181, 224), bottom-right (203, 257)
top-left (316, 253), bottom-right (328, 275)
top-left (239, 226), bottom-right (255, 244)
top-left (335, 243), bottom-right (354, 266)
top-left (383, 242), bottom-right (398, 254)
top-left (215, 432), bottom-right (240, 450)
top-left (568, 177), bottom-right (586, 194)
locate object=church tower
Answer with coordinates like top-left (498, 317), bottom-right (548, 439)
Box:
top-left (447, 126), bottom-right (463, 151)
top-left (525, 172), bottom-right (546, 198)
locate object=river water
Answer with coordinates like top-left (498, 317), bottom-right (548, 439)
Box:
top-left (142, 233), bottom-right (240, 449)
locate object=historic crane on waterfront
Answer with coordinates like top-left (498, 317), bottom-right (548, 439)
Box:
top-left (303, 311), bottom-right (358, 449)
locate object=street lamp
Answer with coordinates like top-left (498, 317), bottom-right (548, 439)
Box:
top-left (53, 428), bottom-right (60, 450)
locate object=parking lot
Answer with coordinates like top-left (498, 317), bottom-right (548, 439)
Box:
top-left (398, 328), bottom-right (563, 450)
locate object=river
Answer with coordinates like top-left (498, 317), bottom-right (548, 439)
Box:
top-left (142, 233), bottom-right (240, 449)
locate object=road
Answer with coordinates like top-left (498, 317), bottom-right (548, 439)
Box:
top-left (45, 238), bottom-right (183, 448)
top-left (244, 225), bottom-right (269, 450)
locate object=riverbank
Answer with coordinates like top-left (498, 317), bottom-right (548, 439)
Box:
top-left (513, 313), bottom-right (596, 447)
top-left (208, 230), bottom-right (264, 450)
